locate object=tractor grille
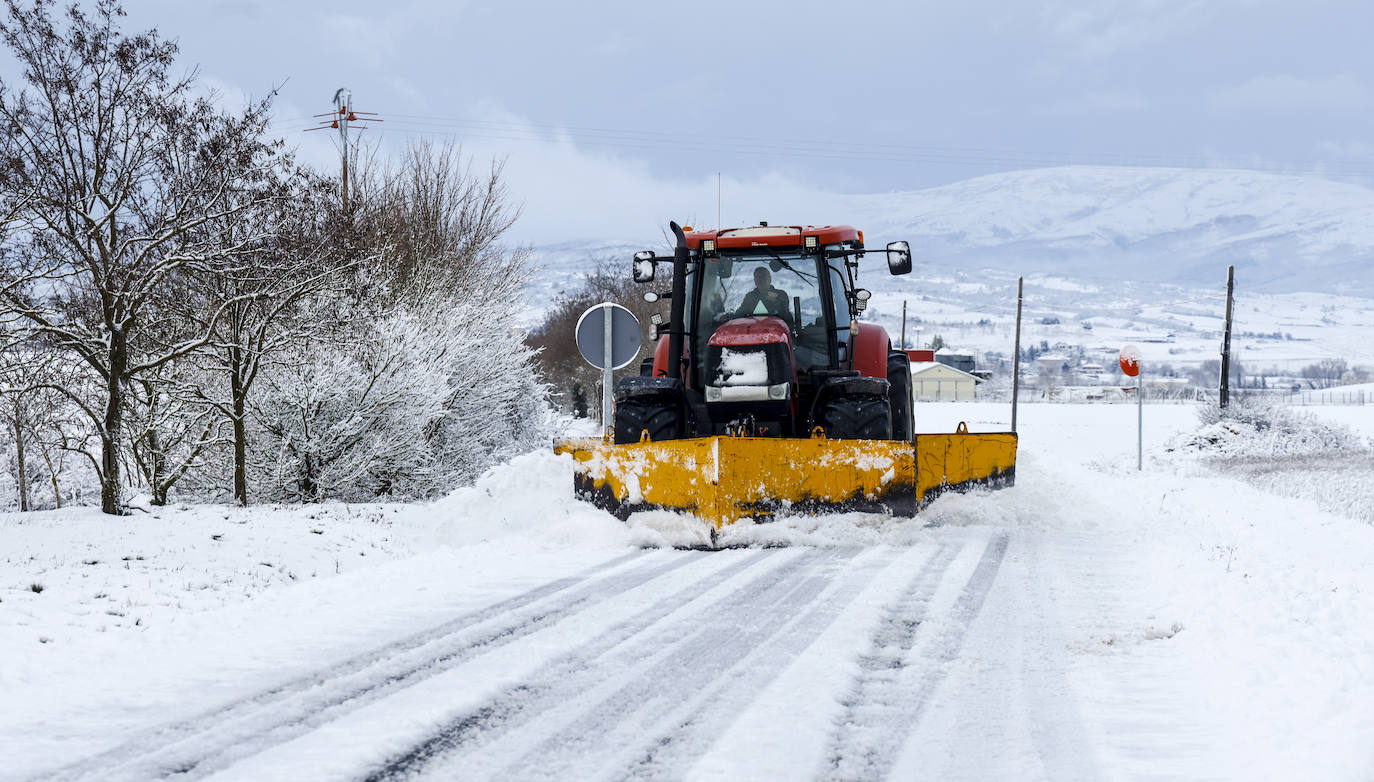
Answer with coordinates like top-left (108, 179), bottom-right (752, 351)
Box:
top-left (706, 344), bottom-right (791, 389)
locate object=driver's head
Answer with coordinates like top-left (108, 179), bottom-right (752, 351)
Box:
top-left (753, 267), bottom-right (772, 291)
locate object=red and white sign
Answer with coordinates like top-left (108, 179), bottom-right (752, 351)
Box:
top-left (1118, 344), bottom-right (1142, 377)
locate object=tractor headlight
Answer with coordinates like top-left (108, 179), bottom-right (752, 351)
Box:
top-left (706, 386), bottom-right (722, 402)
top-left (768, 382), bottom-right (789, 400)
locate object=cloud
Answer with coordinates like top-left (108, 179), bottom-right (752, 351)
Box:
top-left (414, 109), bottom-right (843, 246)
top-left (1045, 90), bottom-right (1151, 114)
top-left (1211, 72), bottom-right (1371, 114)
top-left (1316, 139), bottom-right (1374, 161)
top-left (1041, 0), bottom-right (1218, 60)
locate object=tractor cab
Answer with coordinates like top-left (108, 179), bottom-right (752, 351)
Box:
top-left (623, 223), bottom-right (913, 442)
top-left (555, 219), bottom-right (1017, 535)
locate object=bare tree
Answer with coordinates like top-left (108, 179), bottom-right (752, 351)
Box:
top-left (356, 139), bottom-right (524, 304)
top-left (527, 258), bottom-right (665, 415)
top-left (0, 331), bottom-right (93, 509)
top-left (0, 342), bottom-right (39, 510)
top-left (1301, 358), bottom-right (1348, 389)
top-left (0, 0), bottom-right (292, 513)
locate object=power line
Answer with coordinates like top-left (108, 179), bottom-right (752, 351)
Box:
top-left (274, 111), bottom-right (1374, 179)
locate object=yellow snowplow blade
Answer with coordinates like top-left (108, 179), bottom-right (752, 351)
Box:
top-left (554, 427), bottom-right (1016, 529)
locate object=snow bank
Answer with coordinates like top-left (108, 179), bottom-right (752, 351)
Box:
top-left (1165, 398), bottom-right (1374, 521)
top-left (425, 450), bottom-right (691, 550)
top-left (1175, 398), bottom-right (1370, 458)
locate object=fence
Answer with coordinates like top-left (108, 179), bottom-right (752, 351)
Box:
top-left (1286, 390), bottom-right (1369, 406)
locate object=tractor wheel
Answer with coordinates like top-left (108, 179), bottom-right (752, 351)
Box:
top-left (817, 393), bottom-right (893, 441)
top-left (887, 351), bottom-right (914, 442)
top-left (613, 397), bottom-right (682, 444)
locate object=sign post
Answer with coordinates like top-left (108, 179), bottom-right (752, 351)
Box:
top-left (575, 303), bottom-right (641, 438)
top-left (1011, 277), bottom-right (1023, 433)
top-left (1118, 344), bottom-right (1142, 471)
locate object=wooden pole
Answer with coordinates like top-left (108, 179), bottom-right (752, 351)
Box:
top-left (1220, 265), bottom-right (1235, 408)
top-left (1012, 277), bottom-right (1023, 432)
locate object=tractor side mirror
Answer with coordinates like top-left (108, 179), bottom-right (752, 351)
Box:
top-left (632, 251), bottom-right (657, 283)
top-left (886, 241), bottom-right (912, 275)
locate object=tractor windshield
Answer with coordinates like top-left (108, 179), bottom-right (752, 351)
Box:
top-left (691, 253), bottom-right (833, 377)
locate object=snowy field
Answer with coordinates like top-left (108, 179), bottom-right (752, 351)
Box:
top-left (2, 401), bottom-right (1373, 780)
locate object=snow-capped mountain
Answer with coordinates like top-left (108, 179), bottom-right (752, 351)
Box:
top-left (527, 166), bottom-right (1374, 302)
top-left (844, 166), bottom-right (1374, 294)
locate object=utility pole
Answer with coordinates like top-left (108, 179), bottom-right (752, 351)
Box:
top-left (306, 87), bottom-right (383, 211)
top-left (1220, 265), bottom-right (1235, 409)
top-left (1011, 277), bottom-right (1023, 432)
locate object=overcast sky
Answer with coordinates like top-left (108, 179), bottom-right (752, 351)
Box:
top-left (16, 1), bottom-right (1374, 243)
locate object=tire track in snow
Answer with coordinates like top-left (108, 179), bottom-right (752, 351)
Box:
top-left (824, 532), bottom-right (1008, 782)
top-left (42, 550), bottom-right (674, 782)
top-left (362, 548), bottom-right (843, 781)
top-left (1019, 531), bottom-right (1106, 781)
top-left (620, 546), bottom-right (928, 781)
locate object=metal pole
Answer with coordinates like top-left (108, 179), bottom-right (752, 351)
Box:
top-left (1137, 373), bottom-right (1143, 471)
top-left (1220, 264), bottom-right (1235, 408)
top-left (901, 300), bottom-right (907, 349)
top-left (333, 88), bottom-right (351, 211)
top-left (602, 305), bottom-right (614, 438)
top-left (1011, 277), bottom-right (1023, 432)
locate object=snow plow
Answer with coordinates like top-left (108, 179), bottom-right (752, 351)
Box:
top-left (554, 221), bottom-right (1016, 533)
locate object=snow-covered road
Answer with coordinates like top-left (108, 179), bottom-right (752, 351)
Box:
top-left (34, 528), bottom-right (1146, 782)
top-left (5, 402), bottom-right (1374, 781)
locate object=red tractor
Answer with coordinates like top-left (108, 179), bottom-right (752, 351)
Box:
top-left (619, 221), bottom-right (914, 445)
top-left (556, 220), bottom-right (1016, 533)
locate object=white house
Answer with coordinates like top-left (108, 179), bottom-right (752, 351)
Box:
top-left (909, 361), bottom-right (980, 401)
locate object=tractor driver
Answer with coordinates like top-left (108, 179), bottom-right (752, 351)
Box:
top-left (734, 267), bottom-right (791, 321)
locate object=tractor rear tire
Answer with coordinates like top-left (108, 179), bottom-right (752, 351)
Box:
top-left (887, 351), bottom-right (914, 442)
top-left (817, 393), bottom-right (893, 441)
top-left (613, 397), bottom-right (682, 444)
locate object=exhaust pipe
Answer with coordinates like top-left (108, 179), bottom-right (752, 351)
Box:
top-left (667, 221), bottom-right (689, 382)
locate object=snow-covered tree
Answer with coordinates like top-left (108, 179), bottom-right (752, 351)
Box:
top-left (250, 141), bottom-right (549, 502)
top-left (0, 1), bottom-right (295, 513)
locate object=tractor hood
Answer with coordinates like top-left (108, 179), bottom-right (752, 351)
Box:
top-left (708, 316), bottom-right (792, 347)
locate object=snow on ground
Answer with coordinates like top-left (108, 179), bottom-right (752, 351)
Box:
top-left (2, 401), bottom-right (1373, 780)
top-left (0, 503), bottom-right (417, 674)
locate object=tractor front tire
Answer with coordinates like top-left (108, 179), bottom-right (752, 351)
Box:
top-left (887, 351), bottom-right (914, 442)
top-left (817, 393), bottom-right (893, 441)
top-left (613, 397), bottom-right (682, 444)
